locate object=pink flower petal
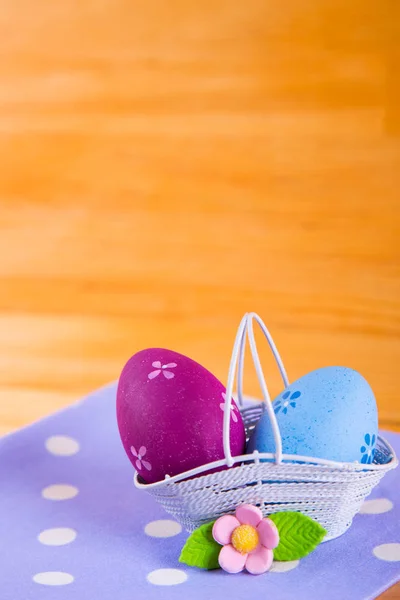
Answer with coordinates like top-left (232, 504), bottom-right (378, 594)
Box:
top-left (152, 361), bottom-right (162, 368)
top-left (148, 369), bottom-right (161, 380)
top-left (135, 459), bottom-right (142, 470)
top-left (221, 392), bottom-right (227, 401)
top-left (163, 362), bottom-right (177, 369)
top-left (142, 460), bottom-right (152, 471)
top-left (163, 370), bottom-right (175, 379)
top-left (245, 546), bottom-right (273, 575)
top-left (130, 446), bottom-right (138, 458)
top-left (218, 544), bottom-right (247, 574)
top-left (232, 411), bottom-right (238, 423)
top-left (235, 504), bottom-right (263, 527)
top-left (257, 518), bottom-right (279, 550)
top-left (212, 515), bottom-right (240, 545)
top-left (220, 403), bottom-right (225, 411)
top-left (139, 446), bottom-right (146, 457)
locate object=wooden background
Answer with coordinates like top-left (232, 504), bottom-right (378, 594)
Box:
top-left (0, 1), bottom-right (399, 594)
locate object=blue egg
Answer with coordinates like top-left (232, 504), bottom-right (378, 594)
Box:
top-left (247, 366), bottom-right (378, 464)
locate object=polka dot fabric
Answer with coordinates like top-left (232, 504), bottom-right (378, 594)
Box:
top-left (0, 384), bottom-right (399, 599)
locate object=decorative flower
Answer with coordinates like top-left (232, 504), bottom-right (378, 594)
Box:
top-left (130, 445), bottom-right (152, 471)
top-left (220, 392), bottom-right (238, 423)
top-left (274, 390), bottom-right (301, 414)
top-left (212, 504), bottom-right (279, 575)
top-left (360, 433), bottom-right (376, 464)
top-left (179, 510), bottom-right (326, 571)
top-left (148, 361), bottom-right (177, 380)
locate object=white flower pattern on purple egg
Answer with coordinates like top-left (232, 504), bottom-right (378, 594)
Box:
top-left (131, 446), bottom-right (152, 471)
top-left (148, 361), bottom-right (177, 380)
top-left (220, 392), bottom-right (238, 423)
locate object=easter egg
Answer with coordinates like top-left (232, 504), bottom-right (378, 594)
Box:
top-left (117, 348), bottom-right (246, 483)
top-left (247, 367), bottom-right (378, 464)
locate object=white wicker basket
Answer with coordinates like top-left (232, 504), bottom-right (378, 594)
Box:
top-left (135, 313), bottom-right (398, 541)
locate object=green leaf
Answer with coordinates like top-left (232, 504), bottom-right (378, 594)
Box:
top-left (179, 522), bottom-right (221, 570)
top-left (269, 511), bottom-right (326, 561)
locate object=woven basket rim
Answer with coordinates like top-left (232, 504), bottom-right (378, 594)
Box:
top-left (134, 433), bottom-right (398, 490)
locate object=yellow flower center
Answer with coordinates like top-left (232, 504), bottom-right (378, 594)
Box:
top-left (231, 524), bottom-right (259, 554)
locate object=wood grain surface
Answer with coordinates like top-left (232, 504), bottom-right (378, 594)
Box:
top-left (0, 1), bottom-right (399, 595)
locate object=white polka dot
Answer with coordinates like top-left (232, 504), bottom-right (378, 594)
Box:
top-left (360, 498), bottom-right (393, 515)
top-left (270, 560), bottom-right (300, 573)
top-left (38, 527), bottom-right (77, 546)
top-left (33, 572), bottom-right (74, 586)
top-left (373, 543), bottom-right (400, 562)
top-left (144, 520), bottom-right (182, 538)
top-left (147, 568), bottom-right (187, 586)
top-left (41, 484), bottom-right (79, 501)
top-left (45, 435), bottom-right (80, 456)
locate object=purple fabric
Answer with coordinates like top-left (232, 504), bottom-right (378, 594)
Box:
top-left (0, 383), bottom-right (399, 600)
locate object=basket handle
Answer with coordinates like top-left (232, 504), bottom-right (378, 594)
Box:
top-left (223, 312), bottom-right (289, 466)
top-left (246, 313), bottom-right (289, 464)
top-left (223, 313), bottom-right (249, 467)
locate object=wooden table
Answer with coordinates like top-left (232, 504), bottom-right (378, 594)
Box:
top-left (0, 1), bottom-right (399, 596)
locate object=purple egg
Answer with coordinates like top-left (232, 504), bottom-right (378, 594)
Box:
top-left (116, 348), bottom-right (246, 484)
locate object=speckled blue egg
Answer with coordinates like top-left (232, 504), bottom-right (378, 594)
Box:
top-left (247, 367), bottom-right (378, 464)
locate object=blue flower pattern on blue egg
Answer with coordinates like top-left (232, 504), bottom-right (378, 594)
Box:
top-left (360, 433), bottom-right (376, 464)
top-left (274, 390), bottom-right (301, 415)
